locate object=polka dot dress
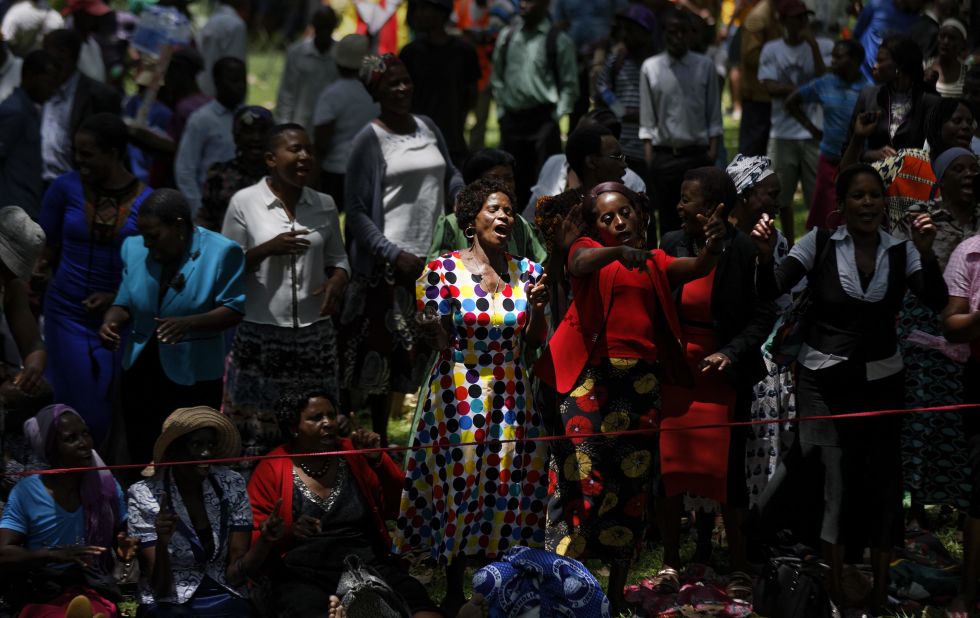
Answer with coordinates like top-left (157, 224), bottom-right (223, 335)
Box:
top-left (393, 252), bottom-right (549, 563)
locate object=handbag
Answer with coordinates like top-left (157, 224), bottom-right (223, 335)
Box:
top-left (753, 549), bottom-right (833, 618)
top-left (336, 554), bottom-right (412, 618)
top-left (766, 230), bottom-right (832, 367)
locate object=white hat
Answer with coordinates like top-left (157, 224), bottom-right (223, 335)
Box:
top-left (333, 34), bottom-right (370, 70)
top-left (0, 206), bottom-right (45, 282)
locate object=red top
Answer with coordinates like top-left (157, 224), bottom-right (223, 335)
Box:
top-left (679, 267), bottom-right (717, 329)
top-left (536, 236), bottom-right (692, 393)
top-left (246, 440), bottom-right (404, 570)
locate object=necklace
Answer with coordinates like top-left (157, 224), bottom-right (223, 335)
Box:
top-left (297, 457), bottom-right (332, 479)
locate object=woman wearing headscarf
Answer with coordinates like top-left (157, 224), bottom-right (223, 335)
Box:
top-left (0, 405), bottom-right (132, 617)
top-left (196, 106), bottom-right (275, 232)
top-left (894, 146), bottom-right (980, 522)
top-left (99, 189), bottom-right (246, 467)
top-left (38, 113), bottom-right (153, 446)
top-left (127, 407), bottom-right (285, 616)
top-left (341, 53), bottom-right (464, 446)
top-left (658, 167), bottom-right (776, 591)
top-left (222, 124), bottom-right (349, 471)
top-left (925, 19), bottom-right (969, 98)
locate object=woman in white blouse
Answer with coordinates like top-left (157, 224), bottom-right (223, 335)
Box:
top-left (222, 123), bottom-right (350, 471)
top-left (341, 54), bottom-right (463, 445)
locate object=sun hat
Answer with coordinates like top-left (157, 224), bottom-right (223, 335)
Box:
top-left (0, 206), bottom-right (45, 282)
top-left (150, 406), bottom-right (241, 470)
top-left (333, 34), bottom-right (370, 71)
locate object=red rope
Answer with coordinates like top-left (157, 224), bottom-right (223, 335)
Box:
top-left (4, 402), bottom-right (978, 477)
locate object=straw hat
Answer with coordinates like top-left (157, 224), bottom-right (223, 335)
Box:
top-left (151, 406), bottom-right (241, 470)
top-left (0, 206), bottom-right (45, 282)
top-left (332, 34), bottom-right (369, 70)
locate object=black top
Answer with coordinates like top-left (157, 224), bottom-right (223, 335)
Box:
top-left (844, 83), bottom-right (939, 155)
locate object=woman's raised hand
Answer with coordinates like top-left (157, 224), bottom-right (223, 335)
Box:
top-left (351, 428), bottom-right (382, 462)
top-left (699, 204), bottom-right (727, 253)
top-left (526, 273), bottom-right (550, 311)
top-left (909, 212), bottom-right (937, 257)
top-left (154, 492), bottom-right (178, 546)
top-left (750, 213), bottom-right (778, 262)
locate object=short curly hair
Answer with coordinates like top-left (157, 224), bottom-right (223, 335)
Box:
top-left (275, 390), bottom-right (340, 440)
top-left (454, 178), bottom-right (517, 237)
top-left (535, 189), bottom-right (584, 254)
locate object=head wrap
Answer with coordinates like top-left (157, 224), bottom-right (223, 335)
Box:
top-left (23, 405), bottom-right (118, 551)
top-left (726, 154), bottom-right (775, 196)
top-left (232, 105), bottom-right (274, 137)
top-left (472, 547), bottom-right (610, 618)
top-left (932, 147), bottom-right (975, 183)
top-left (359, 53), bottom-right (403, 96)
top-left (940, 18), bottom-right (968, 41)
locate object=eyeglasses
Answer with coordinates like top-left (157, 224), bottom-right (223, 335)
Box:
top-left (603, 153), bottom-right (627, 162)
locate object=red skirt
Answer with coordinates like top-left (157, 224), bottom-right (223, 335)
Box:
top-left (659, 325), bottom-right (736, 502)
top-left (806, 153), bottom-right (840, 230)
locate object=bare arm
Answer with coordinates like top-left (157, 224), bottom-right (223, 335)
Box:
top-left (943, 297), bottom-right (980, 343)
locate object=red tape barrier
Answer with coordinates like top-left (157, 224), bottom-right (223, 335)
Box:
top-left (3, 402), bottom-right (979, 477)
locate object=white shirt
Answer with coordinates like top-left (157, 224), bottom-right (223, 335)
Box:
top-left (372, 118), bottom-right (446, 257)
top-left (638, 50), bottom-right (723, 147)
top-left (757, 37), bottom-right (833, 140)
top-left (221, 178), bottom-right (350, 328)
top-left (196, 4), bottom-right (247, 97)
top-left (275, 38), bottom-right (339, 132)
top-left (41, 71), bottom-right (79, 181)
top-left (790, 226), bottom-right (922, 377)
top-left (313, 77), bottom-right (379, 173)
top-left (174, 100), bottom-right (238, 216)
top-left (0, 54), bottom-right (22, 104)
top-left (1, 1), bottom-right (63, 57)
top-left (77, 36), bottom-right (106, 83)
top-left (522, 153), bottom-right (646, 220)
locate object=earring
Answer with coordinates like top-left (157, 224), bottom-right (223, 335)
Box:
top-left (464, 226), bottom-right (476, 240)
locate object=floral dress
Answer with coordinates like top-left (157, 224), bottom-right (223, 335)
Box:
top-left (393, 252), bottom-right (549, 563)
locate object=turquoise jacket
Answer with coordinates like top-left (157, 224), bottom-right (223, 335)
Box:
top-left (114, 227), bottom-right (246, 385)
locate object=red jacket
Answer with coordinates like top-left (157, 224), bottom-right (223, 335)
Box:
top-left (247, 440), bottom-right (404, 565)
top-left (535, 246), bottom-right (691, 394)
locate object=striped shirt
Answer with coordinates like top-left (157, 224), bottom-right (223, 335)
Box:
top-left (596, 51), bottom-right (644, 160)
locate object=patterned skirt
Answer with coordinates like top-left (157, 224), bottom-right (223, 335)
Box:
top-left (745, 348), bottom-right (797, 508)
top-left (225, 320), bottom-right (340, 472)
top-left (546, 357), bottom-right (661, 563)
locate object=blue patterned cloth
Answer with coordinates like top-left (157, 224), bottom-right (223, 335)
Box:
top-left (472, 547), bottom-right (610, 618)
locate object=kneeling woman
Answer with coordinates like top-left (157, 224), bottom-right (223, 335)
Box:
top-left (535, 182), bottom-right (725, 613)
top-left (127, 407), bottom-right (284, 616)
top-left (247, 392), bottom-right (440, 617)
top-left (752, 164), bottom-right (947, 613)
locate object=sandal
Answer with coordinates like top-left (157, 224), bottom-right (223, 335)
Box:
top-left (725, 570), bottom-right (754, 601)
top-left (650, 566), bottom-right (680, 594)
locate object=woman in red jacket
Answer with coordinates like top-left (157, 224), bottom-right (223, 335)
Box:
top-left (535, 182), bottom-right (726, 613)
top-left (247, 391), bottom-right (440, 617)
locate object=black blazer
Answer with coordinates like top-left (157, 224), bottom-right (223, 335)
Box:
top-left (844, 83), bottom-right (939, 155)
top-left (660, 226), bottom-right (777, 389)
top-left (69, 73), bottom-right (122, 139)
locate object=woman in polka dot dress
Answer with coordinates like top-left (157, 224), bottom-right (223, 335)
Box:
top-left (393, 179), bottom-right (551, 613)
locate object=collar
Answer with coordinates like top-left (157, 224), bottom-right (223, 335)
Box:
top-left (52, 71), bottom-right (80, 103)
top-left (830, 224), bottom-right (905, 251)
top-left (667, 51), bottom-right (690, 66)
top-left (258, 177), bottom-right (312, 210)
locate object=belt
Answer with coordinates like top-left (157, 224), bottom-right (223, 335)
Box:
top-left (650, 145), bottom-right (709, 156)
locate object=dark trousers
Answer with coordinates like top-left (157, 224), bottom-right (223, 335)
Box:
top-left (738, 99), bottom-right (772, 157)
top-left (646, 147), bottom-right (712, 245)
top-left (500, 105), bottom-right (561, 206)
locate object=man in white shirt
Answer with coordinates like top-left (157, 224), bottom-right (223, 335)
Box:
top-left (174, 57), bottom-right (246, 216)
top-left (275, 6), bottom-right (339, 132)
top-left (639, 8), bottom-right (722, 242)
top-left (0, 42), bottom-right (23, 102)
top-left (758, 0), bottom-right (832, 243)
top-left (197, 0), bottom-right (247, 97)
top-left (1, 0), bottom-right (63, 57)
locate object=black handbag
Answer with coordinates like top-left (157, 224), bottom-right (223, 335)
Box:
top-left (336, 553), bottom-right (412, 618)
top-left (753, 550), bottom-right (833, 618)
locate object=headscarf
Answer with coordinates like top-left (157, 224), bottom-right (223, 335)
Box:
top-left (359, 53), bottom-right (403, 96)
top-left (232, 105), bottom-right (274, 139)
top-left (940, 18), bottom-right (968, 41)
top-left (472, 547), bottom-right (610, 618)
top-left (726, 153), bottom-right (774, 196)
top-left (23, 405), bottom-right (119, 550)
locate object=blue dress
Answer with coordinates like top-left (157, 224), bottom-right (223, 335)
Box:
top-left (40, 172), bottom-right (152, 444)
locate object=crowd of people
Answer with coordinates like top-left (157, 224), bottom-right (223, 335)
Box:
top-left (0, 0), bottom-right (979, 616)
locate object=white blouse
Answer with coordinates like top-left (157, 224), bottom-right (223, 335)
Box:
top-left (222, 179), bottom-right (350, 328)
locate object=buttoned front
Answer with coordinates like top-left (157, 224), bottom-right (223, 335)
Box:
top-left (222, 179), bottom-right (350, 328)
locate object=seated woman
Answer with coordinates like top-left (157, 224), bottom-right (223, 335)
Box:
top-left (127, 407), bottom-right (284, 616)
top-left (247, 391), bottom-right (439, 618)
top-left (0, 405), bottom-right (131, 618)
top-left (658, 167), bottom-right (776, 593)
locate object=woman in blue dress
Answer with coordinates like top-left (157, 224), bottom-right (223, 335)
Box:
top-left (39, 113), bottom-right (153, 446)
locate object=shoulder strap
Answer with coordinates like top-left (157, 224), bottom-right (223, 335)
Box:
top-left (809, 229), bottom-right (833, 278)
top-left (546, 27), bottom-right (561, 92)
